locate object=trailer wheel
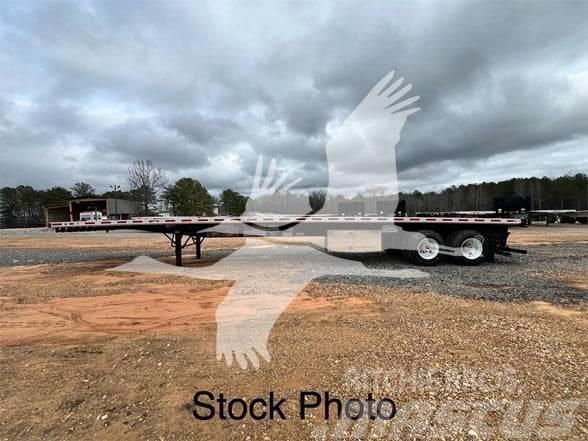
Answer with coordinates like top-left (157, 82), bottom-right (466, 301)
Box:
top-left (448, 230), bottom-right (486, 265)
top-left (405, 230), bottom-right (444, 266)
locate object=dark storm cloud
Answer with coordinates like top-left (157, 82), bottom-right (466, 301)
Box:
top-left (1, 0), bottom-right (587, 194)
top-left (165, 112), bottom-right (242, 146)
top-left (397, 70), bottom-right (588, 171)
top-left (94, 118), bottom-right (210, 169)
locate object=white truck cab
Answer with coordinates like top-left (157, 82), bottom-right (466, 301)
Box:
top-left (79, 211), bottom-right (104, 221)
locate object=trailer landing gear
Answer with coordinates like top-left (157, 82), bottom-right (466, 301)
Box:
top-left (164, 232), bottom-right (205, 266)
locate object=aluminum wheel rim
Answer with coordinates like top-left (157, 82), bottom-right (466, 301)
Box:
top-left (461, 237), bottom-right (484, 260)
top-left (416, 237), bottom-right (440, 260)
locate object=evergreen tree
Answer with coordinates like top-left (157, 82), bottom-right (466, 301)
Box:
top-left (163, 178), bottom-right (215, 216)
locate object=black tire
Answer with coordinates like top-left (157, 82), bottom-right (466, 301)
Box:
top-left (382, 230), bottom-right (409, 256)
top-left (383, 230), bottom-right (420, 261)
top-left (448, 229), bottom-right (487, 266)
top-left (404, 230), bottom-right (444, 266)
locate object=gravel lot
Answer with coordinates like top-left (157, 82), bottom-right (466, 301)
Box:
top-left (1, 226), bottom-right (586, 304)
top-left (0, 247), bottom-right (168, 266)
top-left (0, 225), bottom-right (586, 440)
top-left (0, 229), bottom-right (241, 266)
top-left (335, 241), bottom-right (587, 304)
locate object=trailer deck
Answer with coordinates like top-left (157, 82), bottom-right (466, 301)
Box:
top-left (51, 215), bottom-right (525, 266)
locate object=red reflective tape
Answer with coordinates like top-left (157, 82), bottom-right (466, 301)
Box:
top-left (425, 218), bottom-right (437, 221)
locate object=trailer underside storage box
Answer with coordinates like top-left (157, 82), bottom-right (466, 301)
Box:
top-left (326, 230), bottom-right (382, 252)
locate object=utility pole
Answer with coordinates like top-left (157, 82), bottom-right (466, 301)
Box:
top-left (110, 185), bottom-right (120, 220)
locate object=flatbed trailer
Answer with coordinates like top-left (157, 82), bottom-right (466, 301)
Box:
top-left (50, 215), bottom-right (526, 267)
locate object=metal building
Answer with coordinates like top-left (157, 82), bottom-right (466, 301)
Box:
top-left (45, 197), bottom-right (142, 225)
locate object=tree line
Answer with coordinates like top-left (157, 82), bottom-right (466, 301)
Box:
top-left (399, 173), bottom-right (587, 215)
top-left (1, 159), bottom-right (586, 228)
top-left (0, 160), bottom-right (247, 228)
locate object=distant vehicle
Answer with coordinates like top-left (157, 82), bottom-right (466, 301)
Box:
top-left (493, 196), bottom-right (531, 214)
top-left (79, 211), bottom-right (104, 221)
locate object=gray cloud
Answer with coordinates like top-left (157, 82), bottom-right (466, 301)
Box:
top-left (1, 0), bottom-right (587, 195)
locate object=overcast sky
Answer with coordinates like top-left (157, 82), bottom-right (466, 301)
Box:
top-left (1, 0), bottom-right (587, 195)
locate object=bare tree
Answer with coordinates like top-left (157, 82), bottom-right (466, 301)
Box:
top-left (127, 160), bottom-right (167, 215)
